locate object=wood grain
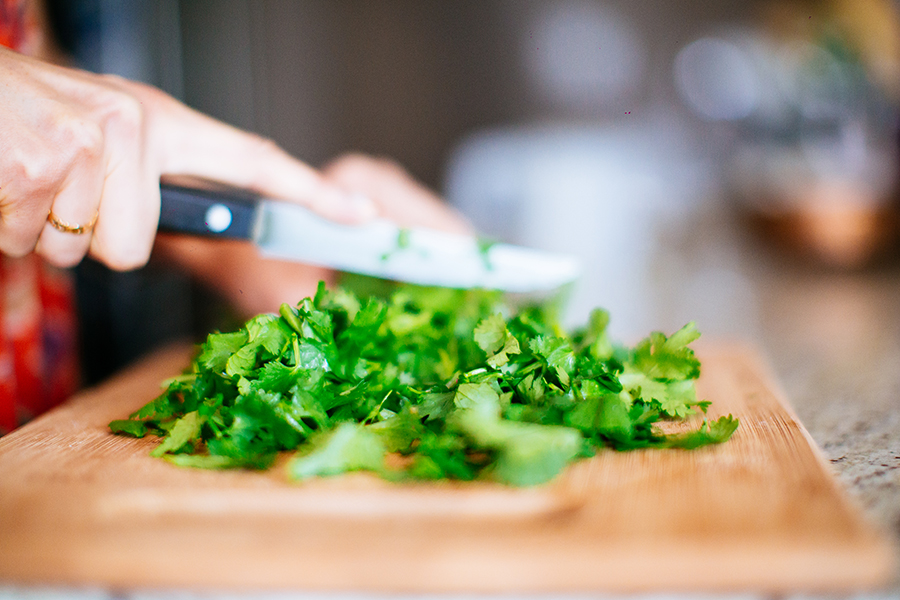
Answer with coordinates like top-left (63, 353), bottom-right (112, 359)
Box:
top-left (0, 342), bottom-right (893, 593)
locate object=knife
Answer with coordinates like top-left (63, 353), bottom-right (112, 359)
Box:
top-left (158, 182), bottom-right (580, 292)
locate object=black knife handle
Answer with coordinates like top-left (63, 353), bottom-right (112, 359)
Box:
top-left (159, 182), bottom-right (259, 240)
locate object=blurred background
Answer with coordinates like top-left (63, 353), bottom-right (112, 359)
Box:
top-left (45, 0), bottom-right (900, 383)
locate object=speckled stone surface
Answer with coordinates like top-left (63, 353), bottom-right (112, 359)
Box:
top-left (757, 264), bottom-right (900, 591)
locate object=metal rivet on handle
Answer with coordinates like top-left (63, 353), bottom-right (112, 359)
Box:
top-left (205, 204), bottom-right (233, 233)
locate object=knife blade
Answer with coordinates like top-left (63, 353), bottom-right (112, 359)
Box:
top-left (158, 182), bottom-right (580, 292)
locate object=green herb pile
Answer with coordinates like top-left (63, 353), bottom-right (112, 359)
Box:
top-left (110, 282), bottom-right (738, 486)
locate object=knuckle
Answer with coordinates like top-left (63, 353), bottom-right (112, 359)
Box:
top-left (98, 88), bottom-right (145, 137)
top-left (102, 74), bottom-right (165, 104)
top-left (329, 153), bottom-right (403, 179)
top-left (55, 114), bottom-right (104, 162)
top-left (329, 153), bottom-right (370, 173)
top-left (249, 135), bottom-right (284, 160)
top-left (42, 250), bottom-right (84, 269)
top-left (372, 155), bottom-right (407, 176)
top-left (6, 146), bottom-right (58, 194)
top-left (244, 136), bottom-right (291, 186)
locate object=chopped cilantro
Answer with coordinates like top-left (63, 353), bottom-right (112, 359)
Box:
top-left (110, 281), bottom-right (737, 486)
top-left (476, 237), bottom-right (497, 270)
top-left (379, 228), bottom-right (411, 261)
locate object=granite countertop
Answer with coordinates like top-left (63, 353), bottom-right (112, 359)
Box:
top-left (752, 252), bottom-right (900, 591)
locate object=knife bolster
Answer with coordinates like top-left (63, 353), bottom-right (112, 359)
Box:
top-left (159, 183), bottom-right (257, 240)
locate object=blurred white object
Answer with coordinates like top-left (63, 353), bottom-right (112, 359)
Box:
top-left (444, 117), bottom-right (717, 338)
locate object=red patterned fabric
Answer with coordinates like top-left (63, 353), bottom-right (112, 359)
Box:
top-left (0, 0), bottom-right (27, 50)
top-left (0, 0), bottom-right (80, 434)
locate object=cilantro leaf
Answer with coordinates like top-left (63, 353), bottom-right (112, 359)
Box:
top-left (289, 422), bottom-right (386, 480)
top-left (108, 419), bottom-right (149, 438)
top-left (449, 402), bottom-right (582, 486)
top-left (529, 336), bottom-right (576, 387)
top-left (629, 322), bottom-right (701, 380)
top-left (197, 331), bottom-right (248, 373)
top-left (150, 411), bottom-right (203, 457)
top-left (474, 314), bottom-right (521, 369)
top-left (454, 382), bottom-right (501, 411)
top-left (663, 415), bottom-right (740, 449)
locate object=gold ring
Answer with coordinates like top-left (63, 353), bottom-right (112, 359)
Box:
top-left (47, 210), bottom-right (98, 235)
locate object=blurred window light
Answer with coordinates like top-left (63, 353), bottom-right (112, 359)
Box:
top-left (523, 1), bottom-right (644, 109)
top-left (674, 37), bottom-right (759, 121)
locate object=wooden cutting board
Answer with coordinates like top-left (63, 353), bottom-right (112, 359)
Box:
top-left (0, 342), bottom-right (893, 593)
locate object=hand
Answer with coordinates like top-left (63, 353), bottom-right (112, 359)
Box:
top-left (156, 154), bottom-right (471, 317)
top-left (0, 47), bottom-right (374, 270)
top-left (321, 154), bottom-right (470, 234)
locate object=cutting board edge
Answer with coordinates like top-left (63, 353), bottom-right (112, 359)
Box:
top-left (697, 339), bottom-right (893, 546)
top-left (0, 536), bottom-right (894, 594)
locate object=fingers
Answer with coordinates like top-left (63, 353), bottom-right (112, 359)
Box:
top-left (87, 87), bottom-right (158, 271)
top-left (0, 56), bottom-right (160, 270)
top-left (32, 87), bottom-right (157, 271)
top-left (322, 153), bottom-right (472, 234)
top-left (0, 132), bottom-right (59, 258)
top-left (32, 117), bottom-right (105, 268)
top-left (35, 166), bottom-right (103, 268)
top-left (0, 102), bottom-right (104, 267)
top-left (142, 89), bottom-right (377, 224)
